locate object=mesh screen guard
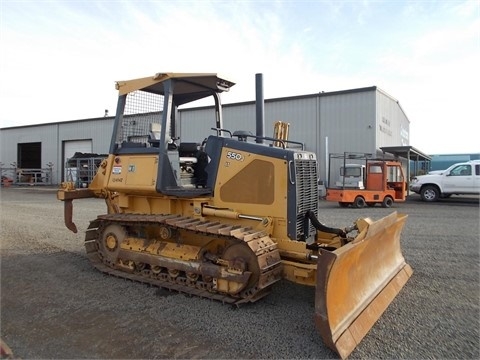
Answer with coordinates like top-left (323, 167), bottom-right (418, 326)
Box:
top-left (115, 90), bottom-right (165, 146)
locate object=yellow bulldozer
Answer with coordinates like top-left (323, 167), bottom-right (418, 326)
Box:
top-left (57, 73), bottom-right (412, 359)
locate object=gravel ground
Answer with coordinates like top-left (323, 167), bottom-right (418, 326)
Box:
top-left (1, 187), bottom-right (479, 359)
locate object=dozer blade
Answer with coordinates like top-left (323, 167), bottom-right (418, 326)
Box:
top-left (315, 211), bottom-right (412, 359)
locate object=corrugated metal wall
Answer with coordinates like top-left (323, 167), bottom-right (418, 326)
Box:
top-left (320, 90), bottom-right (376, 155)
top-left (1, 87), bottom-right (409, 185)
top-left (264, 97), bottom-right (319, 152)
top-left (375, 90), bottom-right (410, 150)
top-left (58, 118), bottom-right (113, 153)
top-left (0, 118), bottom-right (114, 184)
top-left (179, 97), bottom-right (318, 151)
top-left (177, 89), bottom-right (388, 181)
top-left (318, 90), bottom-right (377, 180)
top-left (0, 124), bottom-right (58, 181)
top-left (57, 118), bottom-right (114, 183)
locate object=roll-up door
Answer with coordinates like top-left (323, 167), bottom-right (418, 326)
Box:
top-left (63, 140), bottom-right (92, 182)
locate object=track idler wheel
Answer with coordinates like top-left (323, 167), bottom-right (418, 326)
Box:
top-left (98, 224), bottom-right (125, 267)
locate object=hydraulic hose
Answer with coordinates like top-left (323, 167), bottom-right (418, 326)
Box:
top-left (304, 210), bottom-right (347, 238)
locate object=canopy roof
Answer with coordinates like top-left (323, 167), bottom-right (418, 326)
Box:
top-left (380, 146), bottom-right (431, 162)
top-left (381, 146), bottom-right (432, 183)
top-left (115, 73), bottom-right (235, 105)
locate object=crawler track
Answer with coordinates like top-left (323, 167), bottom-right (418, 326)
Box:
top-left (84, 213), bottom-right (283, 304)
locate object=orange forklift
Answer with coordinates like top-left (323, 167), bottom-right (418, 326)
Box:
top-left (326, 152), bottom-right (407, 208)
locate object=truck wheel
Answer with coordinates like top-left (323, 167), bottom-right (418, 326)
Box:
top-left (420, 185), bottom-right (440, 202)
top-left (382, 196), bottom-right (393, 208)
top-left (353, 196), bottom-right (366, 208)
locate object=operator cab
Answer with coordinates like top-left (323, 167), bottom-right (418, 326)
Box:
top-left (110, 73), bottom-right (234, 196)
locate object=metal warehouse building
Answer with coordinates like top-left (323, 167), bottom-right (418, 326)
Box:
top-left (0, 85), bottom-right (428, 186)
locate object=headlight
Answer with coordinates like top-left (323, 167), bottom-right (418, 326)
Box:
top-left (411, 178), bottom-right (418, 183)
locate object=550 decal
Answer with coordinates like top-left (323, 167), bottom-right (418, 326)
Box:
top-left (226, 151), bottom-right (244, 161)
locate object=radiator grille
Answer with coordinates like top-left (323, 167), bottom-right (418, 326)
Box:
top-left (295, 158), bottom-right (319, 240)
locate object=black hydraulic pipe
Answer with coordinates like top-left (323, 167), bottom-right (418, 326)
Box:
top-left (304, 210), bottom-right (347, 239)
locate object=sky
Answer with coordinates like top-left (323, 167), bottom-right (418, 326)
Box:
top-left (0, 0), bottom-right (479, 155)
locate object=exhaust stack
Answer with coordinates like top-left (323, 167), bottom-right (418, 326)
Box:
top-left (255, 73), bottom-right (265, 143)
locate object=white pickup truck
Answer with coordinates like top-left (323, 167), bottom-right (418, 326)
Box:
top-left (410, 160), bottom-right (480, 201)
